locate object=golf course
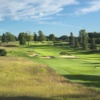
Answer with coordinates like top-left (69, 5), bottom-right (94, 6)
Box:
top-left (0, 41), bottom-right (100, 100)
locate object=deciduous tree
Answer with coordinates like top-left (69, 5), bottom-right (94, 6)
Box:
top-left (48, 34), bottom-right (55, 41)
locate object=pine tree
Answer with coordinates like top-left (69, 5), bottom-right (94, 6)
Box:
top-left (18, 32), bottom-right (26, 45)
top-left (79, 29), bottom-right (88, 50)
top-left (25, 32), bottom-right (32, 45)
top-left (69, 32), bottom-right (75, 47)
top-left (38, 30), bottom-right (46, 41)
top-left (34, 32), bottom-right (38, 41)
top-left (1, 34), bottom-right (6, 42)
top-left (79, 32), bottom-right (83, 46)
top-left (75, 38), bottom-right (80, 48)
top-left (90, 38), bottom-right (96, 50)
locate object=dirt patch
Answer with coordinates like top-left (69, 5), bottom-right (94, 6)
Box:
top-left (59, 55), bottom-right (76, 58)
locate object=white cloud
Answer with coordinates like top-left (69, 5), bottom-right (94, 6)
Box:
top-left (0, 0), bottom-right (78, 21)
top-left (75, 0), bottom-right (100, 15)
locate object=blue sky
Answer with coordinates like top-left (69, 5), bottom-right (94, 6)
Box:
top-left (0, 0), bottom-right (100, 36)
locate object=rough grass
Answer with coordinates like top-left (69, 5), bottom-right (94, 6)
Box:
top-left (1, 42), bottom-right (100, 90)
top-left (0, 57), bottom-right (100, 100)
top-left (0, 41), bottom-right (100, 99)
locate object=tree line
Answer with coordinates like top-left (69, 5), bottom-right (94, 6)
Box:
top-left (0, 29), bottom-right (100, 50)
top-left (0, 30), bottom-right (69, 45)
top-left (69, 29), bottom-right (100, 50)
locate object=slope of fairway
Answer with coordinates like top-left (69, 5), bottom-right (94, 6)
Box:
top-left (2, 43), bottom-right (100, 90)
top-left (22, 45), bottom-right (100, 90)
top-left (0, 56), bottom-right (100, 100)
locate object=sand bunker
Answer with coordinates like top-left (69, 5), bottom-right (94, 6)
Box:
top-left (29, 54), bottom-right (38, 57)
top-left (40, 56), bottom-right (55, 59)
top-left (59, 55), bottom-right (76, 58)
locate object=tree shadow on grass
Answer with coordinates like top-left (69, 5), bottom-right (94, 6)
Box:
top-left (87, 62), bottom-right (100, 64)
top-left (0, 96), bottom-right (53, 100)
top-left (53, 94), bottom-right (100, 100)
top-left (1, 95), bottom-right (100, 100)
top-left (63, 74), bottom-right (100, 88)
top-left (83, 62), bottom-right (100, 68)
top-left (79, 50), bottom-right (100, 54)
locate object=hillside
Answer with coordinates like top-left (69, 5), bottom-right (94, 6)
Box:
top-left (0, 56), bottom-right (100, 100)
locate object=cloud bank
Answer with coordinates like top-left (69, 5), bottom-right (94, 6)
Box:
top-left (0, 0), bottom-right (78, 21)
top-left (75, 0), bottom-right (100, 15)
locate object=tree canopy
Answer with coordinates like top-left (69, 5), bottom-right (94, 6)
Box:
top-left (18, 32), bottom-right (26, 45)
top-left (34, 32), bottom-right (38, 41)
top-left (38, 30), bottom-right (46, 41)
top-left (48, 34), bottom-right (55, 41)
top-left (69, 32), bottom-right (75, 47)
top-left (1, 32), bottom-right (16, 42)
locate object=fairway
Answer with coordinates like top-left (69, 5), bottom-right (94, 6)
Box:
top-left (29, 45), bottom-right (100, 89)
top-left (5, 42), bottom-right (100, 89)
top-left (0, 42), bottom-right (100, 100)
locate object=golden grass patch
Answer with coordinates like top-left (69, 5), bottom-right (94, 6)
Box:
top-left (0, 57), bottom-right (99, 100)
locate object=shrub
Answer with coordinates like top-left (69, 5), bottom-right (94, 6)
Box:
top-left (60, 52), bottom-right (71, 55)
top-left (0, 49), bottom-right (7, 56)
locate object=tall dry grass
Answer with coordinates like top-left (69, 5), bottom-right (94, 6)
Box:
top-left (0, 57), bottom-right (100, 100)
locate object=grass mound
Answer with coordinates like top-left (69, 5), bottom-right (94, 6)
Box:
top-left (0, 57), bottom-right (100, 100)
top-left (59, 52), bottom-right (76, 58)
top-left (60, 52), bottom-right (71, 55)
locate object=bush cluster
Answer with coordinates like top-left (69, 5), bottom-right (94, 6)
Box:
top-left (0, 49), bottom-right (7, 56)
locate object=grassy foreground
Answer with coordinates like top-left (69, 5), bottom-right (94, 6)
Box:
top-left (0, 42), bottom-right (100, 100)
top-left (0, 57), bottom-right (100, 100)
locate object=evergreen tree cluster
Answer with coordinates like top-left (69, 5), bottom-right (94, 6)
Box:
top-left (88, 32), bottom-right (100, 44)
top-left (69, 29), bottom-right (98, 50)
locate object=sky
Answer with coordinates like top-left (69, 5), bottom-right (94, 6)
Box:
top-left (0, 0), bottom-right (100, 36)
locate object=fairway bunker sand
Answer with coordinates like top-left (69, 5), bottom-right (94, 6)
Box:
top-left (29, 54), bottom-right (38, 57)
top-left (59, 55), bottom-right (76, 58)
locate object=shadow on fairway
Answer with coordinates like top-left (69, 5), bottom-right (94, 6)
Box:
top-left (79, 50), bottom-right (100, 54)
top-left (25, 45), bottom-right (52, 48)
top-left (0, 96), bottom-right (53, 100)
top-left (0, 95), bottom-right (99, 100)
top-left (83, 62), bottom-right (100, 67)
top-left (88, 62), bottom-right (100, 64)
top-left (63, 74), bottom-right (100, 88)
